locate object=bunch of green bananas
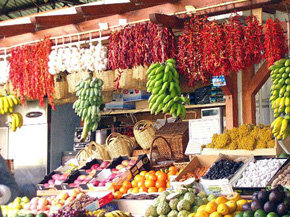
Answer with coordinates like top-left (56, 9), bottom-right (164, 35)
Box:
top-left (146, 59), bottom-right (189, 119)
top-left (73, 75), bottom-right (103, 140)
top-left (270, 58), bottom-right (290, 139)
top-left (8, 112), bottom-right (23, 132)
top-left (0, 94), bottom-right (21, 115)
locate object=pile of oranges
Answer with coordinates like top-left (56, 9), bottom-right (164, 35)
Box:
top-left (113, 166), bottom-right (179, 199)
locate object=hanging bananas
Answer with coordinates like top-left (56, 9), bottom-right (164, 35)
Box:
top-left (0, 94), bottom-right (20, 115)
top-left (8, 112), bottom-right (23, 132)
top-left (146, 59), bottom-right (189, 119)
top-left (73, 75), bottom-right (103, 140)
top-left (270, 58), bottom-right (290, 140)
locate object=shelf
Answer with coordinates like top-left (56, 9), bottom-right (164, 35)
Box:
top-left (100, 102), bottom-right (225, 115)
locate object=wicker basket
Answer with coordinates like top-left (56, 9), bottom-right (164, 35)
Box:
top-left (173, 162), bottom-right (189, 170)
top-left (116, 69), bottom-right (138, 90)
top-left (76, 141), bottom-right (110, 165)
top-left (106, 133), bottom-right (134, 159)
top-left (149, 136), bottom-right (174, 170)
top-left (155, 113), bottom-right (196, 159)
top-left (53, 73), bottom-right (68, 100)
top-left (67, 73), bottom-right (77, 93)
top-left (77, 71), bottom-right (91, 81)
top-left (94, 70), bottom-right (115, 91)
top-left (133, 120), bottom-right (156, 150)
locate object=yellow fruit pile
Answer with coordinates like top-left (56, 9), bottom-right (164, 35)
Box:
top-left (191, 193), bottom-right (250, 217)
top-left (206, 124), bottom-right (275, 150)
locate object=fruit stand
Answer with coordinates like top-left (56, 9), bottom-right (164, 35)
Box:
top-left (0, 0), bottom-right (290, 217)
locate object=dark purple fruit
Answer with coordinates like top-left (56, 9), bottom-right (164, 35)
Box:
top-left (264, 201), bottom-right (276, 213)
top-left (269, 190), bottom-right (285, 204)
top-left (243, 203), bottom-right (252, 211)
top-left (251, 200), bottom-right (264, 212)
top-left (284, 198), bottom-right (290, 208)
top-left (252, 191), bottom-right (259, 201)
top-left (257, 191), bottom-right (269, 203)
top-left (277, 202), bottom-right (288, 216)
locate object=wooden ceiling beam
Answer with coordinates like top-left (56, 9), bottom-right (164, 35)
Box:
top-left (0, 0), bottom-right (281, 47)
top-left (0, 23), bottom-right (35, 37)
top-left (33, 14), bottom-right (85, 28)
top-left (149, 13), bottom-right (184, 28)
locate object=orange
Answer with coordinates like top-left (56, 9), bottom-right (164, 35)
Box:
top-left (166, 182), bottom-right (171, 188)
top-left (217, 203), bottom-right (229, 215)
top-left (157, 172), bottom-right (168, 182)
top-left (140, 171), bottom-right (147, 176)
top-left (169, 166), bottom-right (178, 174)
top-left (224, 215), bottom-right (233, 217)
top-left (119, 186), bottom-right (128, 194)
top-left (132, 187), bottom-right (139, 194)
top-left (145, 173), bottom-right (150, 180)
top-left (122, 181), bottom-right (132, 189)
top-left (209, 212), bottom-right (222, 217)
top-left (148, 173), bottom-right (158, 181)
top-left (139, 187), bottom-right (148, 192)
top-left (155, 171), bottom-right (162, 176)
top-left (158, 187), bottom-right (166, 192)
top-left (113, 184), bottom-right (122, 191)
top-left (148, 170), bottom-right (155, 174)
top-left (196, 210), bottom-right (209, 217)
top-left (205, 201), bottom-right (218, 214)
top-left (113, 191), bottom-right (123, 199)
top-left (137, 180), bottom-right (145, 188)
top-left (131, 180), bottom-right (137, 188)
top-left (197, 205), bottom-right (207, 213)
top-left (236, 199), bottom-right (247, 211)
top-left (225, 200), bottom-right (237, 213)
top-left (167, 171), bottom-right (177, 176)
top-left (215, 196), bottom-right (228, 204)
top-left (148, 187), bottom-right (158, 193)
top-left (127, 188), bottom-right (133, 193)
top-left (155, 180), bottom-right (166, 188)
top-left (145, 179), bottom-right (155, 188)
top-left (134, 175), bottom-right (145, 182)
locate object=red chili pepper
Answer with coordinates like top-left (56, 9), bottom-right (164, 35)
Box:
top-left (264, 18), bottom-right (288, 66)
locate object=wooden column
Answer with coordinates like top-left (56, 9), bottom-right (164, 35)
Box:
top-left (242, 61), bottom-right (270, 124)
top-left (222, 72), bottom-right (239, 130)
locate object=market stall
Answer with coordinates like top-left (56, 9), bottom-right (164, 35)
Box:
top-left (0, 0), bottom-right (290, 217)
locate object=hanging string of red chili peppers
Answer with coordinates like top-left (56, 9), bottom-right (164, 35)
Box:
top-left (9, 38), bottom-right (55, 109)
top-left (243, 15), bottom-right (264, 66)
top-left (107, 22), bottom-right (175, 70)
top-left (177, 16), bottom-right (210, 86)
top-left (264, 18), bottom-right (288, 67)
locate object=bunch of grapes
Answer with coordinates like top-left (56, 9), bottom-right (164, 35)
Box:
top-left (50, 208), bottom-right (89, 217)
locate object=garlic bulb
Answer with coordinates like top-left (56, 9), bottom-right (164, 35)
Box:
top-left (0, 60), bottom-right (10, 84)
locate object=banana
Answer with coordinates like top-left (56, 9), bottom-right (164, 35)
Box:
top-left (273, 117), bottom-right (283, 134)
top-left (3, 97), bottom-right (9, 113)
top-left (10, 115), bottom-right (16, 132)
top-left (279, 118), bottom-right (288, 136)
top-left (12, 113), bottom-right (20, 127)
top-left (8, 95), bottom-right (18, 105)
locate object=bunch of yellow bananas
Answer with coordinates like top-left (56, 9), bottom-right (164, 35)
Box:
top-left (8, 112), bottom-right (23, 132)
top-left (270, 58), bottom-right (290, 140)
top-left (0, 94), bottom-right (20, 115)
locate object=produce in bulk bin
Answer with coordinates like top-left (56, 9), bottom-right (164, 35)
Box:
top-left (145, 183), bottom-right (209, 217)
top-left (146, 59), bottom-right (190, 118)
top-left (241, 187), bottom-right (289, 216)
top-left (206, 124), bottom-right (275, 150)
top-left (87, 210), bottom-right (132, 217)
top-left (234, 158), bottom-right (287, 188)
top-left (264, 18), bottom-right (288, 67)
top-left (270, 162), bottom-right (290, 189)
top-left (73, 75), bottom-right (103, 140)
top-left (203, 159), bottom-right (244, 180)
top-left (9, 38), bottom-right (55, 109)
top-left (269, 58), bottom-right (290, 139)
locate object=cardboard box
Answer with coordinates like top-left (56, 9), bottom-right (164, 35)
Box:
top-left (85, 192), bottom-right (114, 211)
top-left (201, 140), bottom-right (284, 157)
top-left (122, 89), bottom-right (150, 102)
top-left (135, 100), bottom-right (149, 110)
top-left (232, 157), bottom-right (289, 195)
top-left (200, 154), bottom-right (254, 195)
top-left (175, 155), bottom-right (218, 181)
top-left (267, 160), bottom-right (290, 190)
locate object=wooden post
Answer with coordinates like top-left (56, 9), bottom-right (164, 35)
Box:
top-left (222, 72), bottom-right (239, 130)
top-left (242, 62), bottom-right (270, 124)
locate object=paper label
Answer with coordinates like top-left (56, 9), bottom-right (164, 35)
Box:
top-left (200, 178), bottom-right (233, 196)
top-left (212, 75), bottom-right (226, 87)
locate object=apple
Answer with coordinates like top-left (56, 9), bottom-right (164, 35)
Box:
top-left (121, 160), bottom-right (129, 166)
top-left (78, 175), bottom-right (87, 181)
top-left (52, 174), bottom-right (60, 180)
top-left (92, 180), bottom-right (100, 186)
top-left (48, 179), bottom-right (55, 186)
top-left (86, 169), bottom-right (92, 173)
top-left (91, 164), bottom-right (100, 170)
top-left (59, 174), bottom-right (67, 181)
top-left (43, 183), bottom-right (49, 188)
top-left (129, 160), bottom-right (136, 166)
top-left (98, 181), bottom-right (106, 187)
top-left (74, 179), bottom-right (81, 185)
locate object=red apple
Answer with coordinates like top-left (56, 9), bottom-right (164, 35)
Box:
top-left (92, 180), bottom-right (100, 186)
top-left (121, 160), bottom-right (129, 166)
top-left (116, 164), bottom-right (125, 170)
top-left (91, 164), bottom-right (100, 170)
top-left (129, 160), bottom-right (136, 166)
top-left (86, 169), bottom-right (92, 173)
